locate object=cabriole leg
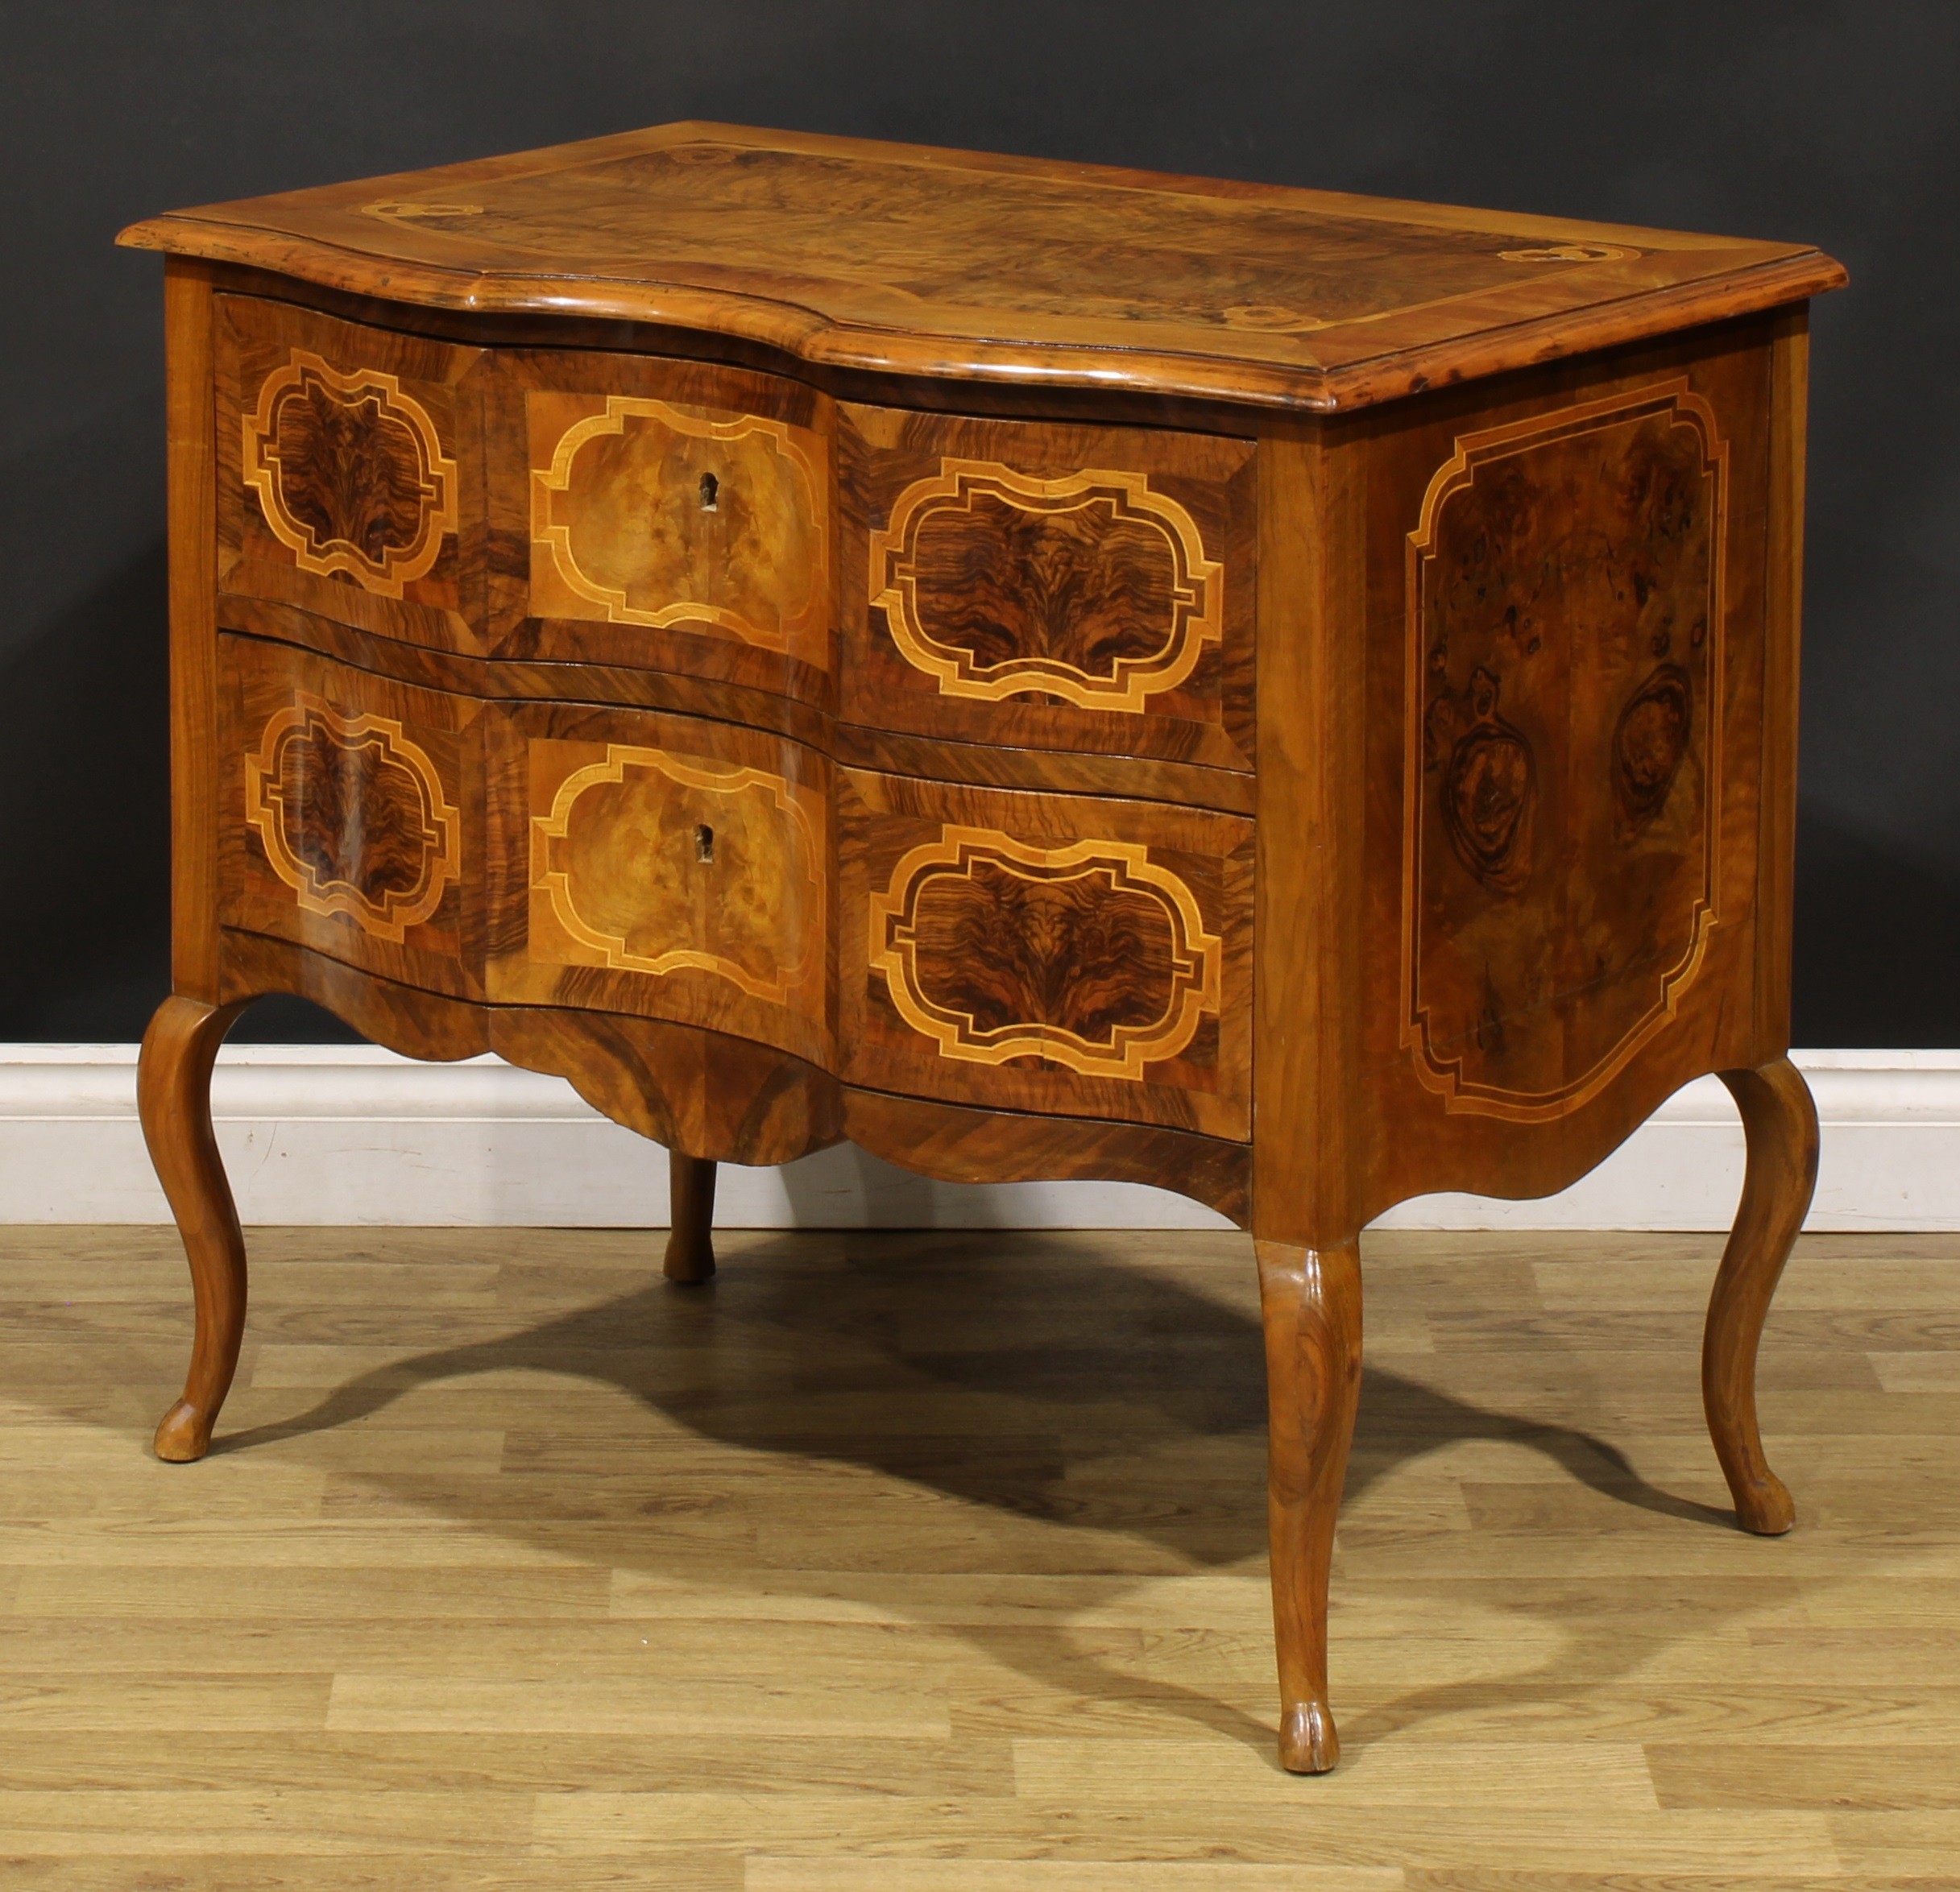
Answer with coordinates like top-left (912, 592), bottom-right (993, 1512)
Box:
top-left (1705, 1055), bottom-right (1819, 1534)
top-left (663, 1151), bottom-right (719, 1284)
top-left (140, 995), bottom-right (250, 1463)
top-left (1257, 1235), bottom-right (1363, 1773)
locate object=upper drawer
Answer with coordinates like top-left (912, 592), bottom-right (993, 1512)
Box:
top-left (217, 297), bottom-right (833, 703)
top-left (483, 350), bottom-right (832, 705)
top-left (217, 296), bottom-right (487, 652)
top-left (839, 405), bottom-right (1256, 772)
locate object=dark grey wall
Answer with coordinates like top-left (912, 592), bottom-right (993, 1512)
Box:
top-left (3, 2), bottom-right (1954, 1044)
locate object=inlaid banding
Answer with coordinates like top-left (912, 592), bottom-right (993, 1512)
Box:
top-left (528, 396), bottom-right (827, 655)
top-left (242, 349), bottom-right (457, 597)
top-left (868, 826), bottom-right (1220, 1080)
top-left (244, 691), bottom-right (460, 942)
top-left (531, 743), bottom-right (824, 1006)
top-left (1402, 379), bottom-right (1728, 1121)
top-left (871, 462), bottom-right (1221, 713)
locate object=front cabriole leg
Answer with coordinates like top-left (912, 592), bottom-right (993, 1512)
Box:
top-left (1256, 1236), bottom-right (1363, 1772)
top-left (1705, 1055), bottom-right (1819, 1534)
top-left (139, 994), bottom-right (251, 1462)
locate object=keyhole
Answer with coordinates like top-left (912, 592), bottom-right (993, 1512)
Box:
top-left (694, 824), bottom-right (715, 863)
top-left (698, 471), bottom-right (719, 511)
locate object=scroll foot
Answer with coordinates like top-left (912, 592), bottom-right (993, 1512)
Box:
top-left (1278, 1697), bottom-right (1341, 1774)
top-left (154, 1398), bottom-right (218, 1464)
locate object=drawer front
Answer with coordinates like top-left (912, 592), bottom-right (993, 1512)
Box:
top-left (486, 702), bottom-right (831, 1067)
top-left (487, 352), bottom-right (832, 703)
top-left (839, 771), bottom-right (1252, 1136)
top-left (217, 296), bottom-right (485, 653)
top-left (219, 635), bottom-right (482, 998)
top-left (840, 406), bottom-right (1255, 771)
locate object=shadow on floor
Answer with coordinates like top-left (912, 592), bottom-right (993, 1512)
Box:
top-left (200, 1227), bottom-right (1737, 1762)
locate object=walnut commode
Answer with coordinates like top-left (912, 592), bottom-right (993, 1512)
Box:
top-left (119, 122), bottom-right (1845, 1772)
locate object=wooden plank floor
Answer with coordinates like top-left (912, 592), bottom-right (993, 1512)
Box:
top-left (0, 1222), bottom-right (1955, 1889)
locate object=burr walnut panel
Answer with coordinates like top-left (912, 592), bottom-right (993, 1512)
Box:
top-left (487, 701), bottom-right (831, 1069)
top-left (483, 349), bottom-right (832, 706)
top-left (869, 464), bottom-right (1220, 712)
top-left (840, 769), bottom-right (1252, 1136)
top-left (243, 354), bottom-right (456, 594)
top-left (219, 634), bottom-right (483, 1000)
top-left (528, 400), bottom-right (826, 653)
top-left (1403, 379), bottom-right (1728, 1121)
top-left (532, 751), bottom-right (818, 1000)
top-left (840, 405), bottom-right (1254, 769)
top-left (217, 296), bottom-right (485, 653)
top-left (245, 692), bottom-right (460, 942)
top-left (869, 829), bottom-right (1221, 1081)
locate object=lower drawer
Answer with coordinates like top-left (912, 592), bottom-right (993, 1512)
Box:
top-left (220, 635), bottom-right (484, 999)
top-left (484, 699), bottom-right (831, 1068)
top-left (839, 769), bottom-right (1253, 1139)
top-left (220, 635), bottom-right (828, 1065)
top-left (220, 635), bottom-right (1252, 1134)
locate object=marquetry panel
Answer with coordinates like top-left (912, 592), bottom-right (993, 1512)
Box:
top-left (485, 701), bottom-right (831, 1067)
top-left (216, 296), bottom-right (486, 653)
top-left (218, 635), bottom-right (483, 1000)
top-left (244, 693), bottom-right (459, 942)
top-left (243, 358), bottom-right (455, 594)
top-left (481, 350), bottom-right (833, 705)
top-left (871, 463), bottom-right (1220, 710)
top-left (1401, 379), bottom-right (1729, 1121)
top-left (840, 406), bottom-right (1254, 771)
top-left (839, 770), bottom-right (1252, 1137)
top-left (529, 399), bottom-right (826, 646)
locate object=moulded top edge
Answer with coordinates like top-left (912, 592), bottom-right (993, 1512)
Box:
top-left (117, 121), bottom-right (1848, 414)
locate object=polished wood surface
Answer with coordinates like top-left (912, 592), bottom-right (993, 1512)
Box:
top-left (661, 1151), bottom-right (718, 1285)
top-left (1756, 307), bottom-right (1812, 1046)
top-left (1705, 1056), bottom-right (1821, 1534)
top-left (213, 932), bottom-right (1252, 1217)
top-left (1352, 319), bottom-right (1784, 1222)
top-left (216, 587), bottom-right (1263, 814)
top-left (5, 1223), bottom-right (1956, 1882)
top-left (1256, 1237), bottom-right (1364, 1773)
top-left (839, 768), bottom-right (1253, 1137)
top-left (120, 122), bottom-right (1846, 412)
top-left (220, 634), bottom-right (485, 1002)
top-left (842, 405), bottom-right (1255, 770)
top-left (1405, 381), bottom-right (1725, 1116)
top-left (1251, 417), bottom-right (1365, 1253)
top-left (136, 996), bottom-right (250, 1463)
top-left (495, 698), bottom-right (833, 1068)
top-left (122, 130), bottom-right (1845, 1770)
top-left (164, 261), bottom-right (223, 1000)
top-left (499, 348), bottom-right (832, 697)
top-left (218, 292), bottom-right (483, 654)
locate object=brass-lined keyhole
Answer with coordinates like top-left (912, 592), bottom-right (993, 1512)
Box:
top-left (698, 471), bottom-right (719, 511)
top-left (694, 823), bottom-right (715, 863)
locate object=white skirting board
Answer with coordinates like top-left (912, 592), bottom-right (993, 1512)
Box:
top-left (1, 1045), bottom-right (1955, 1231)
